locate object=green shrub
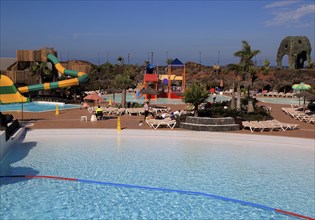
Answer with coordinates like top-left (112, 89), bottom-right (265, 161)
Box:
top-left (197, 100), bottom-right (271, 121)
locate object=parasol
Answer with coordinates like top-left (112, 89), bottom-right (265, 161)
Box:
top-left (83, 93), bottom-right (103, 102)
top-left (295, 91), bottom-right (315, 105)
top-left (292, 83), bottom-right (311, 91)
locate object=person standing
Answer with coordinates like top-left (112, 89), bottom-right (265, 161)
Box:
top-left (144, 101), bottom-right (150, 121)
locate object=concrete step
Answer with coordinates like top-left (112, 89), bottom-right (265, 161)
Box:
top-left (185, 116), bottom-right (235, 125)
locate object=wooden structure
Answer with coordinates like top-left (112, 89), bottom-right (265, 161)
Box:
top-left (16, 48), bottom-right (57, 62)
top-left (3, 48), bottom-right (94, 86)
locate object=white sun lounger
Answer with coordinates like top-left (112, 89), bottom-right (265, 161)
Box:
top-left (146, 118), bottom-right (177, 129)
top-left (242, 121), bottom-right (264, 132)
top-left (267, 119), bottom-right (299, 131)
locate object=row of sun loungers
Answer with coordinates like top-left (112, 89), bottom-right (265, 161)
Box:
top-left (282, 107), bottom-right (315, 124)
top-left (88, 106), bottom-right (171, 117)
top-left (223, 90), bottom-right (296, 98)
top-left (256, 91), bottom-right (296, 98)
top-left (242, 120), bottom-right (298, 132)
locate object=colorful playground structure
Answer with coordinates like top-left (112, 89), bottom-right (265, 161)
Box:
top-left (0, 49), bottom-right (88, 104)
top-left (139, 58), bottom-right (186, 100)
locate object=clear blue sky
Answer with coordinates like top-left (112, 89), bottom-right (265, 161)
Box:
top-left (1, 0), bottom-right (314, 66)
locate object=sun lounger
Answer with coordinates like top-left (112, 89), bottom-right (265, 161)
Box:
top-left (242, 120), bottom-right (282, 132)
top-left (242, 121), bottom-right (263, 132)
top-left (267, 119), bottom-right (298, 131)
top-left (305, 116), bottom-right (315, 124)
top-left (146, 118), bottom-right (177, 129)
top-left (126, 108), bottom-right (144, 116)
top-left (258, 121), bottom-right (282, 131)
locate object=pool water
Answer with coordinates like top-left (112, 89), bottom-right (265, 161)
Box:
top-left (105, 93), bottom-right (304, 106)
top-left (103, 93), bottom-right (231, 104)
top-left (1, 130), bottom-right (314, 219)
top-left (256, 97), bottom-right (307, 105)
top-left (0, 101), bottom-right (80, 112)
top-left (0, 129), bottom-right (315, 219)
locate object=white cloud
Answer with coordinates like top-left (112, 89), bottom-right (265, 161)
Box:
top-left (264, 0), bottom-right (301, 9)
top-left (265, 3), bottom-right (315, 27)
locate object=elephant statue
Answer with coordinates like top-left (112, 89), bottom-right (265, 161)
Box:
top-left (276, 36), bottom-right (312, 69)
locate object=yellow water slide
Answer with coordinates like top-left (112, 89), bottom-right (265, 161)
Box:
top-left (0, 54), bottom-right (89, 104)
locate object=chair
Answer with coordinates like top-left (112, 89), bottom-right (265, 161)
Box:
top-left (80, 116), bottom-right (88, 121)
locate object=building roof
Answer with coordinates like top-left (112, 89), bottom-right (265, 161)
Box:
top-left (144, 74), bottom-right (158, 82)
top-left (0, 58), bottom-right (17, 71)
top-left (171, 58), bottom-right (184, 66)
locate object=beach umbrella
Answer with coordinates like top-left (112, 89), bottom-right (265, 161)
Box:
top-left (83, 93), bottom-right (103, 103)
top-left (292, 83), bottom-right (311, 91)
top-left (295, 91), bottom-right (315, 105)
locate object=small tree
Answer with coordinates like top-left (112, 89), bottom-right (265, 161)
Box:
top-left (182, 82), bottom-right (209, 116)
top-left (262, 59), bottom-right (270, 75)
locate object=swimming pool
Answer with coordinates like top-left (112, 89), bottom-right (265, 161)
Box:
top-left (1, 129), bottom-right (314, 219)
top-left (0, 101), bottom-right (80, 112)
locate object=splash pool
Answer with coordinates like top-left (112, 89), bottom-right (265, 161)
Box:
top-left (0, 129), bottom-right (314, 219)
top-left (0, 101), bottom-right (80, 112)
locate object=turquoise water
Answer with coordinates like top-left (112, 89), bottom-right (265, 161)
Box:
top-left (105, 93), bottom-right (304, 105)
top-left (0, 96), bottom-right (302, 113)
top-left (1, 130), bottom-right (314, 219)
top-left (256, 97), bottom-right (306, 105)
top-left (104, 93), bottom-right (230, 104)
top-left (0, 102), bottom-right (80, 112)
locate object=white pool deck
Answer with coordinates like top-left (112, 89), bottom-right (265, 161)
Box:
top-left (15, 128), bottom-right (315, 147)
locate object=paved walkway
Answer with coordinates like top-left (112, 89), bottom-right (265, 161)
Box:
top-left (7, 102), bottom-right (315, 139)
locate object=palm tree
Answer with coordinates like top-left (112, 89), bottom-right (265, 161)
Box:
top-left (166, 58), bottom-right (173, 65)
top-left (117, 56), bottom-right (124, 65)
top-left (233, 41), bottom-right (260, 111)
top-left (226, 64), bottom-right (242, 110)
top-left (114, 74), bottom-right (132, 108)
top-left (30, 61), bottom-right (51, 84)
top-left (234, 41), bottom-right (260, 72)
top-left (182, 82), bottom-right (209, 116)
